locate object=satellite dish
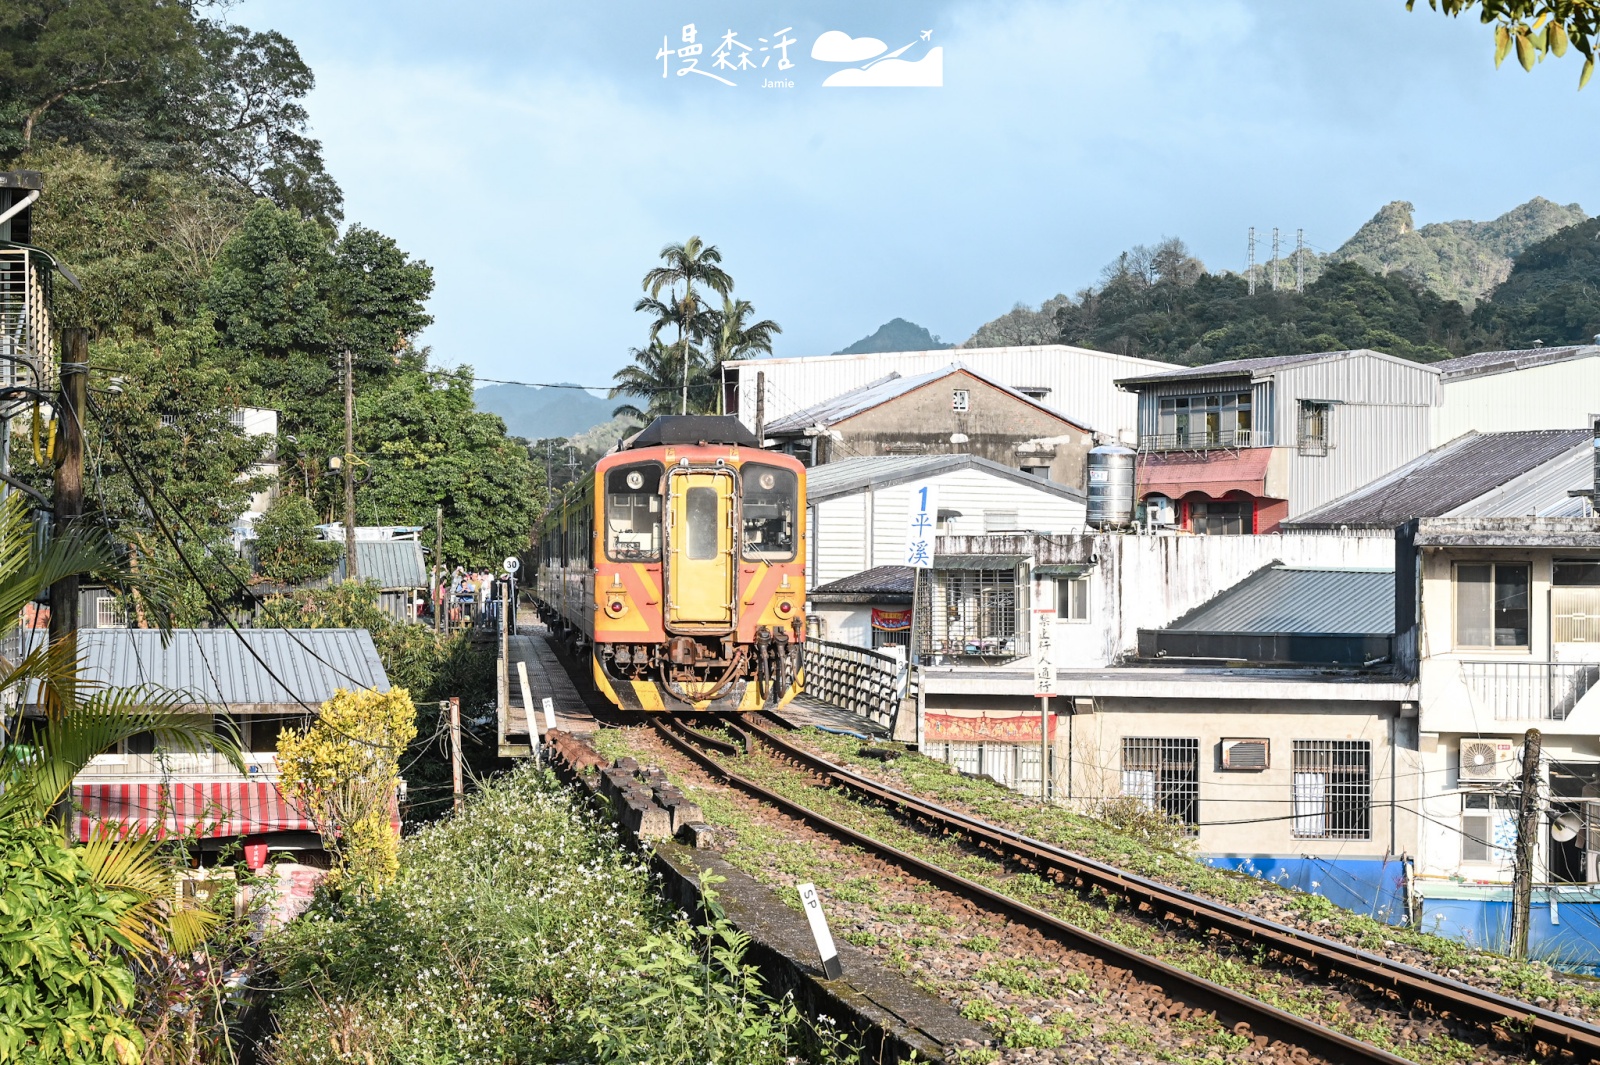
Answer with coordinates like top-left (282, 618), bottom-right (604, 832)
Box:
top-left (1552, 811), bottom-right (1584, 843)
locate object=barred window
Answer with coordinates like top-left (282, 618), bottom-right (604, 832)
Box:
top-left (1292, 740), bottom-right (1370, 840)
top-left (1121, 737), bottom-right (1199, 832)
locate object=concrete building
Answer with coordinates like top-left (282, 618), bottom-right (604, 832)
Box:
top-left (69, 628), bottom-right (392, 869)
top-left (766, 363), bottom-right (1099, 489)
top-left (1399, 517), bottom-right (1600, 962)
top-left (907, 530), bottom-right (1417, 918)
top-left (724, 344), bottom-right (1166, 446)
top-left (1115, 349), bottom-right (1442, 532)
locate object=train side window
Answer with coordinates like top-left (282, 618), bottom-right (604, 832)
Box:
top-left (605, 463), bottom-right (662, 561)
top-left (742, 463), bottom-right (797, 561)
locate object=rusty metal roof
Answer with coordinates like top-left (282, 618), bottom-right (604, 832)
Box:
top-left (1434, 345), bottom-right (1600, 382)
top-left (810, 565), bottom-right (914, 602)
top-left (1285, 429), bottom-right (1592, 530)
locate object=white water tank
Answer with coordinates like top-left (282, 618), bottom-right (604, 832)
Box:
top-left (1086, 445), bottom-right (1136, 529)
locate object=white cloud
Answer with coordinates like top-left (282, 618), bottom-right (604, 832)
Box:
top-left (823, 47), bottom-right (943, 87)
top-left (810, 30), bottom-right (888, 63)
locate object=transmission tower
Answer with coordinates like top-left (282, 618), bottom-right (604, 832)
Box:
top-left (1295, 229), bottom-right (1306, 293)
top-left (1271, 228), bottom-right (1281, 291)
top-left (1247, 227), bottom-right (1257, 296)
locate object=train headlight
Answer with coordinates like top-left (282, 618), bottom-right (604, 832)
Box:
top-left (758, 472), bottom-right (775, 490)
top-left (625, 471), bottom-right (644, 490)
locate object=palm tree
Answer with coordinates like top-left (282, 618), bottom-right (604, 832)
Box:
top-left (637, 237), bottom-right (733, 415)
top-left (706, 296), bottom-right (781, 413)
top-left (0, 493), bottom-right (240, 961)
top-left (609, 337), bottom-right (723, 420)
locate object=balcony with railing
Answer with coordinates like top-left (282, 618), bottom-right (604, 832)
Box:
top-left (1459, 661), bottom-right (1600, 721)
top-left (0, 247), bottom-right (54, 398)
top-left (1138, 428), bottom-right (1267, 453)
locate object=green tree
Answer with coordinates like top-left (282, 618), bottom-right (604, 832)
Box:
top-left (252, 493), bottom-right (340, 585)
top-left (705, 295), bottom-right (780, 410)
top-left (0, 494), bottom-right (239, 1061)
top-left (610, 337), bottom-right (712, 421)
top-left (635, 237), bottom-right (732, 415)
top-left (1473, 216), bottom-right (1600, 345)
top-left (356, 367), bottom-right (538, 568)
top-left (1408, 1), bottom-right (1600, 86)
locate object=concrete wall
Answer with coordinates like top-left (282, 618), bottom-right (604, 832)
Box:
top-left (1436, 357), bottom-right (1600, 445)
top-left (940, 531), bottom-right (1397, 668)
top-left (922, 694), bottom-right (1418, 860)
top-left (810, 371), bottom-right (1097, 490)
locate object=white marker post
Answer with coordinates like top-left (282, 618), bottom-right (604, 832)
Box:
top-left (516, 661), bottom-right (537, 762)
top-left (796, 882), bottom-right (842, 979)
top-left (541, 696), bottom-right (557, 733)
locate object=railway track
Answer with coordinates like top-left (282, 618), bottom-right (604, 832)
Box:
top-left (650, 711), bottom-right (1600, 1064)
top-left (650, 714), bottom-right (1405, 1065)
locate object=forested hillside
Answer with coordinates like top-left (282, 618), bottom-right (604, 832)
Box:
top-left (1, 8), bottom-right (542, 584)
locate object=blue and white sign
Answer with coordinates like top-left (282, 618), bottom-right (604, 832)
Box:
top-left (903, 482), bottom-right (938, 569)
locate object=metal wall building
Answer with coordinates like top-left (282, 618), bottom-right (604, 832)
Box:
top-left (1433, 345), bottom-right (1600, 445)
top-left (723, 344), bottom-right (1167, 443)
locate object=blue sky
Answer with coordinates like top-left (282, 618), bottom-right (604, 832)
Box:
top-left (240, 0), bottom-right (1599, 387)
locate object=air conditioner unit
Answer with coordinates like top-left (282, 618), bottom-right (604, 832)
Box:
top-left (1222, 738), bottom-right (1269, 770)
top-left (1460, 740), bottom-right (1519, 786)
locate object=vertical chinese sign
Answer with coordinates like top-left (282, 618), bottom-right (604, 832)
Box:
top-left (1033, 581), bottom-right (1057, 805)
top-left (904, 482), bottom-right (937, 750)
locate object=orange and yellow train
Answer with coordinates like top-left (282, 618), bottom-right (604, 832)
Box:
top-left (533, 416), bottom-right (806, 712)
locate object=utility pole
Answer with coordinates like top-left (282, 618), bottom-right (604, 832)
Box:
top-left (432, 505), bottom-right (443, 637)
top-left (755, 370), bottom-right (766, 448)
top-left (1511, 727), bottom-right (1543, 961)
top-left (1271, 228), bottom-right (1280, 291)
top-left (342, 348), bottom-right (358, 580)
top-left (1295, 229), bottom-right (1306, 294)
top-left (449, 696), bottom-right (463, 813)
top-left (49, 330), bottom-right (87, 645)
top-left (1246, 227), bottom-right (1257, 297)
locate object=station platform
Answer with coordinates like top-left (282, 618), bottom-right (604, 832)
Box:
top-left (500, 623), bottom-right (592, 756)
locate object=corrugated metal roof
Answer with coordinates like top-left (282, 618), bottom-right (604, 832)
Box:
top-left (936, 554), bottom-right (1027, 571)
top-left (811, 565), bottom-right (914, 596)
top-left (1115, 348), bottom-right (1438, 387)
top-left (1284, 429), bottom-right (1592, 529)
top-left (76, 628), bottom-right (391, 707)
top-left (804, 454), bottom-right (1086, 502)
top-left (1435, 345), bottom-right (1600, 382)
top-left (766, 362), bottom-right (1089, 435)
top-left (1167, 566), bottom-right (1394, 636)
top-left (336, 540), bottom-right (428, 590)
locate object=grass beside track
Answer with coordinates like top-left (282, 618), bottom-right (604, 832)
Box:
top-left (597, 724), bottom-right (1574, 1064)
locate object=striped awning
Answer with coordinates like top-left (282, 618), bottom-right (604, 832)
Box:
top-left (72, 781), bottom-right (316, 842)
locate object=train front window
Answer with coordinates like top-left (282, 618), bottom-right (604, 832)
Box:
top-left (742, 464), bottom-right (797, 561)
top-left (604, 463), bottom-right (661, 561)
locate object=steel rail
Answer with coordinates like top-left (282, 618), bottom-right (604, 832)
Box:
top-left (746, 714), bottom-right (1600, 1062)
top-left (651, 715), bottom-right (1413, 1065)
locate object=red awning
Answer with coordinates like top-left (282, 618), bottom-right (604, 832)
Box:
top-left (73, 781), bottom-right (316, 842)
top-left (1138, 448), bottom-right (1273, 500)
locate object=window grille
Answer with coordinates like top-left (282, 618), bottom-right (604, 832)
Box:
top-left (951, 389), bottom-right (970, 412)
top-left (929, 569), bottom-right (1022, 657)
top-left (1298, 401), bottom-right (1330, 456)
top-left (1291, 739), bottom-right (1370, 840)
top-left (1120, 737), bottom-right (1199, 832)
top-left (160, 413), bottom-right (179, 429)
top-left (1553, 561), bottom-right (1600, 644)
top-left (95, 595), bottom-right (124, 629)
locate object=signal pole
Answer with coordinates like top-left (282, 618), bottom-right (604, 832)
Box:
top-left (342, 348), bottom-right (358, 580)
top-left (1246, 228), bottom-right (1257, 296)
top-left (1511, 727), bottom-right (1543, 961)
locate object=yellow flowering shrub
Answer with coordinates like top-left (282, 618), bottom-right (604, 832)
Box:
top-left (276, 687), bottom-right (417, 895)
